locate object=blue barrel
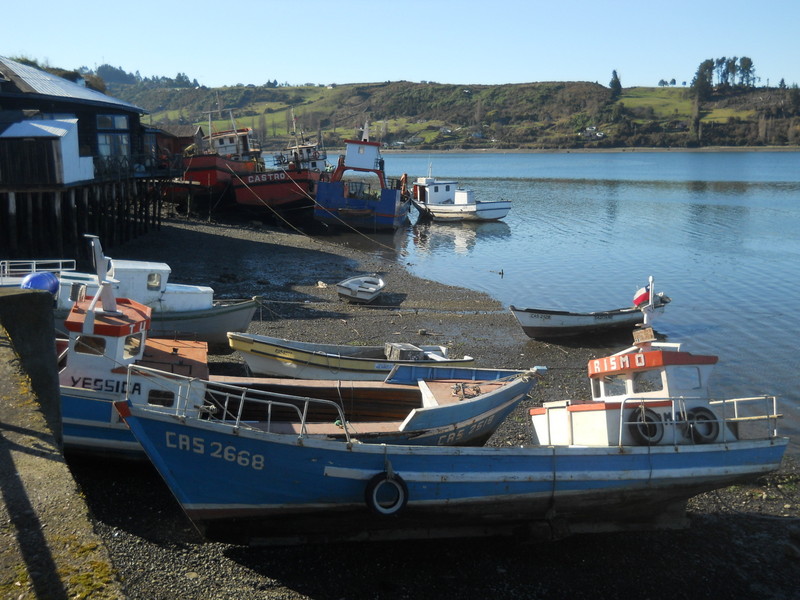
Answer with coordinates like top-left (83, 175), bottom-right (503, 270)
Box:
top-left (21, 272), bottom-right (60, 296)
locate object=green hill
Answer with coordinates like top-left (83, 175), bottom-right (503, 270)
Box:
top-left (113, 79), bottom-right (800, 150)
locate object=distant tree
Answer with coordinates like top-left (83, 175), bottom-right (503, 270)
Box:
top-left (789, 84), bottom-right (800, 116)
top-left (609, 70), bottom-right (622, 98)
top-left (725, 57), bottom-right (738, 86)
top-left (670, 78), bottom-right (676, 86)
top-left (174, 72), bottom-right (192, 87)
top-left (691, 59), bottom-right (715, 100)
top-left (658, 79), bottom-right (668, 87)
top-left (96, 64), bottom-right (136, 84)
top-left (715, 57), bottom-right (728, 86)
top-left (738, 57), bottom-right (755, 87)
top-left (779, 78), bottom-right (786, 89)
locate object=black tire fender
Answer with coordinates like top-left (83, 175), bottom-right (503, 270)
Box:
top-left (628, 407), bottom-right (664, 445)
top-left (365, 472), bottom-right (408, 516)
top-left (685, 406), bottom-right (720, 444)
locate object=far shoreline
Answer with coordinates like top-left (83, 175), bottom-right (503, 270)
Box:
top-left (379, 145), bottom-right (800, 154)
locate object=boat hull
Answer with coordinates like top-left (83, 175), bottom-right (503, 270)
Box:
top-left (120, 404), bottom-right (789, 545)
top-left (510, 303), bottom-right (667, 339)
top-left (335, 275), bottom-right (385, 304)
top-left (232, 169), bottom-right (322, 211)
top-left (148, 298), bottom-right (260, 345)
top-left (314, 182), bottom-right (411, 231)
top-left (416, 200), bottom-right (512, 222)
top-left (183, 154), bottom-right (262, 191)
top-left (228, 332), bottom-right (475, 380)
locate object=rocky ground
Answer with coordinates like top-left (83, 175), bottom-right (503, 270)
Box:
top-left (65, 215), bottom-right (799, 599)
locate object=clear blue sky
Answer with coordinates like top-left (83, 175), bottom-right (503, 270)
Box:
top-left (5, 0), bottom-right (799, 89)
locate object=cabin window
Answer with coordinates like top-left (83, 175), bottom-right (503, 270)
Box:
top-left (445, 185), bottom-right (451, 191)
top-left (667, 366), bottom-right (703, 392)
top-left (632, 369), bottom-right (663, 394)
top-left (146, 272), bottom-right (162, 290)
top-left (74, 335), bottom-right (106, 355)
top-left (147, 389), bottom-right (174, 407)
top-left (602, 373), bottom-right (628, 398)
top-left (434, 186), bottom-right (439, 192)
top-left (123, 333), bottom-right (143, 359)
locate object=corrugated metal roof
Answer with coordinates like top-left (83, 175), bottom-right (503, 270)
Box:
top-left (0, 56), bottom-right (145, 113)
top-left (0, 118), bottom-right (77, 138)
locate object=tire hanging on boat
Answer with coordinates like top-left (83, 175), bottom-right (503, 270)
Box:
top-left (628, 406), bottom-right (664, 445)
top-left (365, 472), bottom-right (408, 516)
top-left (685, 406), bottom-right (720, 444)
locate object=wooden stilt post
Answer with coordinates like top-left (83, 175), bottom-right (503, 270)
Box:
top-left (7, 192), bottom-right (18, 256)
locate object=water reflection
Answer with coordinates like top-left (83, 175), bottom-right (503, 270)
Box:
top-left (410, 220), bottom-right (511, 255)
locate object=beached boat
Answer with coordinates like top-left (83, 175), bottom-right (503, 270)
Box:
top-left (231, 129), bottom-right (328, 215)
top-left (313, 125), bottom-right (411, 231)
top-left (412, 175), bottom-right (511, 222)
top-left (0, 258), bottom-right (76, 288)
top-left (336, 274), bottom-right (385, 303)
top-left (43, 236), bottom-right (259, 344)
top-left (58, 260), bottom-right (539, 456)
top-left (117, 326), bottom-right (787, 545)
top-left (510, 277), bottom-right (670, 339)
top-left (181, 110), bottom-right (264, 194)
top-left (228, 332), bottom-right (474, 380)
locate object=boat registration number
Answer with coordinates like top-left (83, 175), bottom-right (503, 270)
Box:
top-left (437, 414), bottom-right (497, 445)
top-left (165, 432), bottom-right (265, 470)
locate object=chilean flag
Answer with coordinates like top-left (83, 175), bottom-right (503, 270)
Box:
top-left (633, 285), bottom-right (650, 307)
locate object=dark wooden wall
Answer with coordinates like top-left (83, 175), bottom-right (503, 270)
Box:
top-left (0, 178), bottom-right (166, 260)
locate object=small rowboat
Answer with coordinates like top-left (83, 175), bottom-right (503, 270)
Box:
top-left (336, 274), bottom-right (385, 304)
top-left (228, 332), bottom-right (474, 380)
top-left (510, 277), bottom-right (670, 339)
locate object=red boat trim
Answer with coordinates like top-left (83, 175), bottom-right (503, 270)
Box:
top-left (587, 350), bottom-right (718, 377)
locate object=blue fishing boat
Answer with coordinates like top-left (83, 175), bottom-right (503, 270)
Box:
top-left (59, 236), bottom-right (539, 456)
top-left (313, 126), bottom-right (411, 231)
top-left (117, 327), bottom-right (787, 545)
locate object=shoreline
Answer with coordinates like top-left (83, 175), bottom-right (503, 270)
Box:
top-left (379, 145), bottom-right (800, 154)
top-left (67, 216), bottom-right (799, 599)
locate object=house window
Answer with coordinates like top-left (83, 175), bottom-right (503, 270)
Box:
top-left (97, 133), bottom-right (130, 157)
top-left (97, 114), bottom-right (130, 157)
top-left (96, 115), bottom-right (128, 130)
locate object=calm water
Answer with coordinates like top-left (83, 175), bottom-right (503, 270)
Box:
top-left (332, 151), bottom-right (800, 455)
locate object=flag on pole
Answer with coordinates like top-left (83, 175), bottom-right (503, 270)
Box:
top-left (633, 285), bottom-right (650, 307)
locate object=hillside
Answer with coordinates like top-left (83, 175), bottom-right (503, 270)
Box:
top-left (111, 79), bottom-right (800, 151)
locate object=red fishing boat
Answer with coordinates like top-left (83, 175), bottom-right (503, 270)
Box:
top-left (180, 109), bottom-right (264, 194)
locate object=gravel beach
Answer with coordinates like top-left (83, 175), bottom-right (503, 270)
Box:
top-left (66, 215), bottom-right (799, 600)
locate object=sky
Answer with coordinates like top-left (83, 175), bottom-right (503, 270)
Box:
top-left (4, 0), bottom-right (799, 90)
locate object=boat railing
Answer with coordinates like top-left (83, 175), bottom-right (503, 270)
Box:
top-left (0, 258), bottom-right (77, 279)
top-left (618, 395), bottom-right (781, 446)
top-left (127, 365), bottom-right (353, 442)
top-left (272, 147), bottom-right (328, 168)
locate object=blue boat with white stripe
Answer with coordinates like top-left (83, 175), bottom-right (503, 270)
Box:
top-left (117, 326), bottom-right (788, 545)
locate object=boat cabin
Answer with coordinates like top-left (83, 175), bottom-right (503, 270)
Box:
top-left (56, 259), bottom-right (214, 313)
top-left (273, 142), bottom-right (327, 170)
top-left (588, 341), bottom-right (718, 403)
top-left (197, 127), bottom-right (260, 159)
top-left (531, 338), bottom-right (730, 447)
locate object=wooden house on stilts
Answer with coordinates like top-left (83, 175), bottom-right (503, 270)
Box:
top-left (0, 56), bottom-right (176, 259)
